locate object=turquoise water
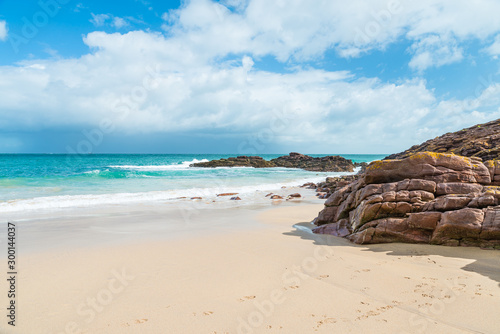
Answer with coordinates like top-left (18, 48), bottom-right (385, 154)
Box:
top-left (0, 154), bottom-right (386, 213)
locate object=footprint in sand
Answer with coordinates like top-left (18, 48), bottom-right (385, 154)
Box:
top-left (355, 305), bottom-right (394, 321)
top-left (318, 275), bottom-right (329, 279)
top-left (203, 311), bottom-right (214, 316)
top-left (123, 319), bottom-right (149, 326)
top-left (238, 295), bottom-right (256, 302)
top-left (314, 316), bottom-right (337, 329)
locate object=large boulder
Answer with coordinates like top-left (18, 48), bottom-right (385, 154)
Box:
top-left (481, 207), bottom-right (500, 242)
top-left (430, 208), bottom-right (484, 246)
top-left (363, 152), bottom-right (491, 185)
top-left (313, 151), bottom-right (500, 249)
top-left (347, 218), bottom-right (433, 244)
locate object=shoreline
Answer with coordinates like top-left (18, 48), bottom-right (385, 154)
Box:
top-left (0, 202), bottom-right (499, 333)
top-left (1, 187), bottom-right (325, 255)
top-left (0, 173), bottom-right (350, 217)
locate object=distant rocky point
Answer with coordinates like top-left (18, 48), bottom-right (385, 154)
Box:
top-left (313, 119), bottom-right (500, 249)
top-left (191, 152), bottom-right (363, 172)
top-left (385, 119), bottom-right (500, 161)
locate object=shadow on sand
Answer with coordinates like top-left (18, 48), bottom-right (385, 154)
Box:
top-left (285, 222), bottom-right (500, 287)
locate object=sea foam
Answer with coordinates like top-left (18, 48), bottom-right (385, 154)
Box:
top-left (108, 159), bottom-right (209, 171)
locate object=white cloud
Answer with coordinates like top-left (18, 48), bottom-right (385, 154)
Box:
top-left (409, 35), bottom-right (463, 71)
top-left (112, 17), bottom-right (129, 29)
top-left (90, 13), bottom-right (110, 27)
top-left (0, 20), bottom-right (8, 41)
top-left (3, 0), bottom-right (500, 152)
top-left (90, 13), bottom-right (129, 29)
top-left (159, 0), bottom-right (500, 69)
top-left (1, 29), bottom-right (499, 153)
top-left (485, 35), bottom-right (500, 57)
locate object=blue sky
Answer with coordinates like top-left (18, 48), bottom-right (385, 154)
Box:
top-left (1, 0), bottom-right (500, 154)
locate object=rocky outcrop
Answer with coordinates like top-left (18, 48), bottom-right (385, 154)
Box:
top-left (385, 119), bottom-right (500, 161)
top-left (313, 152), bottom-right (500, 249)
top-left (191, 152), bottom-right (358, 172)
top-left (192, 156), bottom-right (275, 168)
top-left (315, 175), bottom-right (360, 198)
top-left (271, 152), bottom-right (357, 172)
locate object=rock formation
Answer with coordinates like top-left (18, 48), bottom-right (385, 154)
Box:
top-left (315, 175), bottom-right (360, 198)
top-left (313, 152), bottom-right (500, 249)
top-left (385, 119), bottom-right (500, 161)
top-left (193, 156), bottom-right (275, 168)
top-left (191, 152), bottom-right (359, 172)
top-left (271, 152), bottom-right (357, 172)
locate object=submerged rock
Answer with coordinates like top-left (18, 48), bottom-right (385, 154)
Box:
top-left (217, 193), bottom-right (239, 197)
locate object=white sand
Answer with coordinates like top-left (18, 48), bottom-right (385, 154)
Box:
top-left (0, 199), bottom-right (499, 333)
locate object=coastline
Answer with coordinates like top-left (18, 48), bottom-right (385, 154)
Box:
top-left (1, 200), bottom-right (499, 333)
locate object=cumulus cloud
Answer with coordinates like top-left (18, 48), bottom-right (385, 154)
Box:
top-left (159, 0), bottom-right (500, 68)
top-left (0, 20), bottom-right (8, 41)
top-left (2, 0), bottom-right (500, 152)
top-left (1, 29), bottom-right (499, 153)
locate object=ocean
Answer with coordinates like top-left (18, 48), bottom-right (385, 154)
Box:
top-left (0, 154), bottom-right (386, 214)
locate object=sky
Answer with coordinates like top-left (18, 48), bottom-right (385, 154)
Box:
top-left (1, 0), bottom-right (500, 154)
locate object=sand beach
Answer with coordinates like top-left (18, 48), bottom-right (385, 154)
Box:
top-left (1, 189), bottom-right (499, 334)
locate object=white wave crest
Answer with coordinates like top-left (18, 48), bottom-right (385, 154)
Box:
top-left (108, 159), bottom-right (209, 171)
